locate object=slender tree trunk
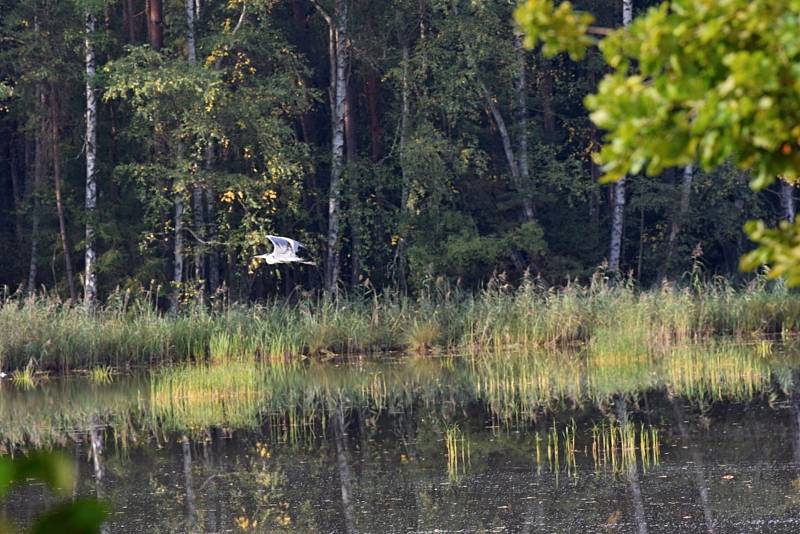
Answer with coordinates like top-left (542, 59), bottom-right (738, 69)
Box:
top-left (344, 70), bottom-right (361, 285)
top-left (662, 164), bottom-right (694, 279)
top-left (182, 436), bottom-right (198, 533)
top-left (365, 68), bottom-right (381, 162)
top-left (333, 408), bottom-right (357, 534)
top-left (514, 33), bottom-right (534, 221)
top-left (395, 44), bottom-right (411, 291)
top-left (186, 0), bottom-right (205, 295)
top-left (538, 60), bottom-right (555, 143)
top-left (125, 0), bottom-right (137, 43)
top-left (609, 0), bottom-right (633, 274)
top-left (9, 134), bottom-right (24, 244)
top-left (89, 418), bottom-right (109, 534)
top-left (50, 86), bottom-right (78, 303)
top-left (313, 0), bottom-right (348, 295)
top-left (84, 12), bottom-right (99, 308)
top-left (146, 0), bottom-right (163, 49)
top-left (170, 193), bottom-right (185, 314)
top-left (781, 179), bottom-right (795, 222)
top-left (204, 146), bottom-right (219, 294)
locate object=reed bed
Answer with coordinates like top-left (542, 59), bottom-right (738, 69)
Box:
top-left (2, 277), bottom-right (799, 373)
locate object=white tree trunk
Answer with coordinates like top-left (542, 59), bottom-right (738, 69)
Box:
top-left (170, 195), bottom-right (185, 314)
top-left (781, 179), bottom-right (795, 222)
top-left (84, 12), bottom-right (98, 308)
top-left (609, 0), bottom-right (633, 273)
top-left (322, 0), bottom-right (348, 296)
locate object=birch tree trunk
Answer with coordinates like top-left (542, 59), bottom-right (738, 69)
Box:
top-left (514, 33), bottom-right (534, 221)
top-left (50, 85), bottom-right (78, 303)
top-left (186, 0), bottom-right (206, 295)
top-left (781, 179), bottom-right (795, 222)
top-left (84, 12), bottom-right (98, 308)
top-left (312, 0), bottom-right (348, 296)
top-left (608, 0), bottom-right (633, 274)
top-left (662, 164), bottom-right (694, 279)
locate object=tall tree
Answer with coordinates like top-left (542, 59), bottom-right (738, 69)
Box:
top-left (312, 0), bottom-right (349, 295)
top-left (84, 10), bottom-right (98, 308)
top-left (50, 85), bottom-right (78, 302)
top-left (146, 0), bottom-right (163, 49)
top-left (662, 164), bottom-right (694, 279)
top-left (608, 0), bottom-right (633, 274)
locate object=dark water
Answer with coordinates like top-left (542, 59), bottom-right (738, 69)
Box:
top-left (3, 350), bottom-right (800, 533)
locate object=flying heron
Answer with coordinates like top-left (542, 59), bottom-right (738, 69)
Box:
top-left (254, 235), bottom-right (316, 266)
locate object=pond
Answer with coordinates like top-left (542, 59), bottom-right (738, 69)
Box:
top-left (2, 343), bottom-right (800, 532)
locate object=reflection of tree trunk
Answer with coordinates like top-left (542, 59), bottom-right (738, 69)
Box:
top-left (182, 436), bottom-right (198, 533)
top-left (202, 433), bottom-right (218, 533)
top-left (670, 398), bottom-right (714, 532)
top-left (615, 397), bottom-right (648, 534)
top-left (89, 419), bottom-right (109, 534)
top-left (333, 408), bottom-right (357, 534)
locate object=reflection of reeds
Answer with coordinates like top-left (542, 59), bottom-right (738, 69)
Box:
top-left (590, 421), bottom-right (660, 475)
top-left (445, 425), bottom-right (470, 481)
top-left (0, 340), bottom-right (795, 452)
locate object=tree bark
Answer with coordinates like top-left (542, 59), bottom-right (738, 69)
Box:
top-left (50, 86), bottom-right (78, 303)
top-left (170, 192), bottom-right (185, 314)
top-left (781, 179), bottom-right (795, 222)
top-left (393, 44), bottom-right (411, 291)
top-left (313, 0), bottom-right (348, 296)
top-left (186, 0), bottom-right (205, 295)
top-left (84, 12), bottom-right (99, 309)
top-left (8, 133), bottom-right (24, 244)
top-left (365, 68), bottom-right (381, 162)
top-left (514, 33), bottom-right (534, 221)
top-left (146, 0), bottom-right (163, 50)
top-left (662, 164), bottom-right (693, 279)
top-left (344, 68), bottom-right (361, 285)
top-left (125, 0), bottom-right (137, 43)
top-left (609, 0), bottom-right (633, 274)
top-left (204, 147), bottom-right (219, 294)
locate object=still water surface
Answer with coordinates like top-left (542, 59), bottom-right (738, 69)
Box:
top-left (3, 346), bottom-right (800, 532)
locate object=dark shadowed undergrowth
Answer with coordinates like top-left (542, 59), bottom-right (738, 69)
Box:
top-left (2, 275), bottom-right (800, 372)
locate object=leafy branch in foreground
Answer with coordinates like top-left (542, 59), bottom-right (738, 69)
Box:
top-left (0, 453), bottom-right (108, 534)
top-left (514, 0), bottom-right (800, 282)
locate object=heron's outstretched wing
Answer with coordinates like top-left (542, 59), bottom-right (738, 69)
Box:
top-left (266, 235), bottom-right (293, 258)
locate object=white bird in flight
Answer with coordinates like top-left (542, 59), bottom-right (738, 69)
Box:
top-left (254, 235), bottom-right (316, 265)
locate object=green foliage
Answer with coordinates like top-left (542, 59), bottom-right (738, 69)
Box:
top-left (0, 452), bottom-right (108, 534)
top-left (517, 0), bottom-right (800, 284)
top-left (741, 219), bottom-right (800, 285)
top-left (514, 0), bottom-right (595, 60)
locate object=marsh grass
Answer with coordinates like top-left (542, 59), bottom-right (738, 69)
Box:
top-left (2, 275), bottom-right (799, 372)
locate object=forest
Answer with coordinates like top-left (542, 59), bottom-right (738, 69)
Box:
top-left (1, 0), bottom-right (795, 309)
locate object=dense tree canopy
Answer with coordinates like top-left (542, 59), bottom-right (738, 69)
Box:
top-left (0, 0), bottom-right (793, 305)
top-left (516, 0), bottom-right (800, 284)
